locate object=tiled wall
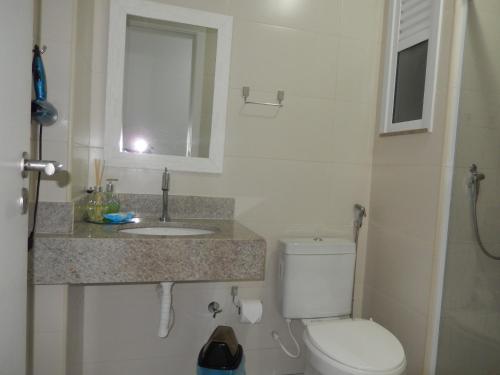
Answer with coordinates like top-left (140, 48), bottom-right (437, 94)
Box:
top-left (436, 1), bottom-right (500, 373)
top-left (62, 0), bottom-right (384, 374)
top-left (32, 1), bottom-right (483, 374)
top-left (31, 285), bottom-right (68, 375)
top-left (70, 0), bottom-right (93, 199)
top-left (362, 1), bottom-right (457, 375)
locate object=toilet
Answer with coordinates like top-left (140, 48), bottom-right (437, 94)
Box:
top-left (278, 238), bottom-right (406, 375)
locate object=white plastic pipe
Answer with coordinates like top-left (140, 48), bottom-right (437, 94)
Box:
top-left (158, 282), bottom-right (174, 338)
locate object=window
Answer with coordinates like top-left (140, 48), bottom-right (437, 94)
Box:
top-left (379, 0), bottom-right (443, 134)
top-left (393, 40), bottom-right (428, 123)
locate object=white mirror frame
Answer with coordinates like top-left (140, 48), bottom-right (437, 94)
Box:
top-left (105, 0), bottom-right (233, 173)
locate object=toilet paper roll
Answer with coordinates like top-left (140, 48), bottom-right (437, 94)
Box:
top-left (239, 299), bottom-right (263, 324)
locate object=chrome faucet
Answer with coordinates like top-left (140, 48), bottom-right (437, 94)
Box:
top-left (160, 168), bottom-right (170, 222)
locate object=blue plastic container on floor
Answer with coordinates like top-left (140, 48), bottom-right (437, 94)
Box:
top-left (197, 326), bottom-right (245, 375)
top-left (196, 356), bottom-right (245, 375)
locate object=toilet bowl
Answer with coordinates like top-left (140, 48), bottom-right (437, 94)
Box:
top-left (302, 319), bottom-right (406, 375)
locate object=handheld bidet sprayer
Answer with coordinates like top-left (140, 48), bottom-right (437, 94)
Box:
top-left (353, 203), bottom-right (367, 244)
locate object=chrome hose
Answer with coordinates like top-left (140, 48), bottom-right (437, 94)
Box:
top-left (468, 164), bottom-right (500, 260)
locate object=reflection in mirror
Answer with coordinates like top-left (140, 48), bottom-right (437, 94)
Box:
top-left (121, 15), bottom-right (216, 158)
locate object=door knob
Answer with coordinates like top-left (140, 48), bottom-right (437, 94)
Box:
top-left (21, 152), bottom-right (62, 177)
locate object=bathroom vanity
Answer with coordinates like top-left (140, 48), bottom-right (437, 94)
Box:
top-left (25, 0), bottom-right (265, 285)
top-left (30, 195), bottom-right (266, 285)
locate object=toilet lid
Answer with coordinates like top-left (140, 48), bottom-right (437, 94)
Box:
top-left (306, 319), bottom-right (405, 372)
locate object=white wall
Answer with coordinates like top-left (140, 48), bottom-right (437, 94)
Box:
top-left (35, 0), bottom-right (386, 374)
top-left (362, 1), bottom-right (457, 374)
top-left (69, 1), bottom-right (384, 374)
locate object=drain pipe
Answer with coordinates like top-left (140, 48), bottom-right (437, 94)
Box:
top-left (158, 282), bottom-right (175, 338)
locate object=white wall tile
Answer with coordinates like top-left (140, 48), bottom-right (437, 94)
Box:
top-left (339, 0), bottom-right (384, 42)
top-left (229, 20), bottom-right (340, 99)
top-left (153, 0), bottom-right (229, 14)
top-left (369, 164), bottom-right (442, 242)
top-left (32, 331), bottom-right (66, 375)
top-left (335, 37), bottom-right (379, 104)
top-left (40, 0), bottom-right (75, 44)
top-left (225, 90), bottom-right (335, 162)
top-left (364, 223), bottom-right (434, 315)
top-left (33, 285), bottom-right (67, 333)
top-left (331, 100), bottom-right (375, 164)
top-left (229, 0), bottom-right (341, 36)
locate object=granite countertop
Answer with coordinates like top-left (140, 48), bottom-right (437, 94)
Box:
top-left (31, 214), bottom-right (266, 285)
top-left (46, 218), bottom-right (261, 240)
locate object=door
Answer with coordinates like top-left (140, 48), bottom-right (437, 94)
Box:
top-left (0, 0), bottom-right (33, 374)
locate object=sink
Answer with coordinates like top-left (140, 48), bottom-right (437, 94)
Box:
top-left (119, 227), bottom-right (214, 236)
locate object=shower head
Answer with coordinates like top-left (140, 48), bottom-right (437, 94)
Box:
top-left (31, 44), bottom-right (58, 126)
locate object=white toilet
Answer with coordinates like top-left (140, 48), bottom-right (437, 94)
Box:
top-left (278, 238), bottom-right (406, 375)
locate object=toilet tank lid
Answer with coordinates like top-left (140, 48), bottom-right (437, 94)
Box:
top-left (279, 237), bottom-right (355, 255)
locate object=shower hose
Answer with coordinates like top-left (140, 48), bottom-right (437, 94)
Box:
top-left (468, 168), bottom-right (500, 260)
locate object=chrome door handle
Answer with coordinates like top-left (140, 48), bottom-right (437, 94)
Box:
top-left (21, 152), bottom-right (63, 177)
top-left (23, 159), bottom-right (62, 176)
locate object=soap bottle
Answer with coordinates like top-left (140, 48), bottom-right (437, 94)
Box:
top-left (104, 178), bottom-right (120, 214)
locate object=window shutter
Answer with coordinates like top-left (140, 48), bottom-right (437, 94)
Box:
top-left (398, 0), bottom-right (433, 48)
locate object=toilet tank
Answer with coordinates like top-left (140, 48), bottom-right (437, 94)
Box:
top-left (278, 237), bottom-right (356, 319)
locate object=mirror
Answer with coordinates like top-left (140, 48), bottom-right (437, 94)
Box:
top-left (105, 0), bottom-right (232, 173)
top-left (122, 16), bottom-right (216, 158)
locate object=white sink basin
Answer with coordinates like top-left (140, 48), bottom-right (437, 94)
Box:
top-left (119, 227), bottom-right (214, 236)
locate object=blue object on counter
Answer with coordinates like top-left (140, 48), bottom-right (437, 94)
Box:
top-left (103, 212), bottom-right (135, 224)
top-left (197, 326), bottom-right (245, 375)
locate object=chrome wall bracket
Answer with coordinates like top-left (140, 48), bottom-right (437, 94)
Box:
top-left (242, 86), bottom-right (284, 107)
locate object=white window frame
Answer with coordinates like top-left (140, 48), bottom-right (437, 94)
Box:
top-left (104, 0), bottom-right (233, 173)
top-left (379, 0), bottom-right (444, 135)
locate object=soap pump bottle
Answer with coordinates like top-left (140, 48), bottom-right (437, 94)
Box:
top-left (86, 185), bottom-right (105, 223)
top-left (105, 178), bottom-right (120, 214)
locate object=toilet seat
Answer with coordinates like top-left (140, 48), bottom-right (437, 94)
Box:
top-left (303, 319), bottom-right (406, 375)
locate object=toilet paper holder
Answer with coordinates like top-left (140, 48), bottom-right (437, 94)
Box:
top-left (231, 286), bottom-right (263, 324)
